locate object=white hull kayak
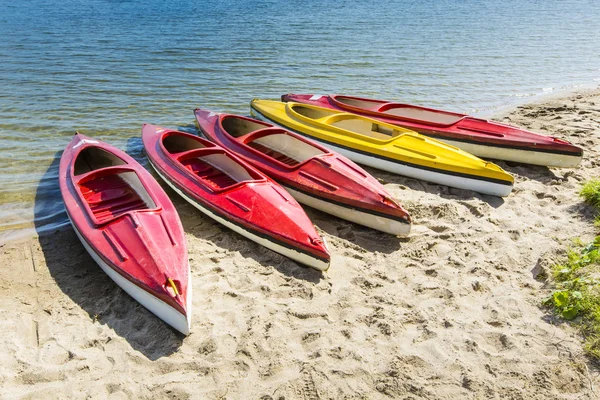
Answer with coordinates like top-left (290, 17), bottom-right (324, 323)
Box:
top-left (252, 109), bottom-right (513, 197)
top-left (435, 138), bottom-right (582, 168)
top-left (283, 185), bottom-right (411, 236)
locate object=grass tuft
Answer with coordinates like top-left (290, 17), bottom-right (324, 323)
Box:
top-left (546, 239), bottom-right (600, 358)
top-left (546, 179), bottom-right (600, 359)
top-left (580, 179), bottom-right (600, 208)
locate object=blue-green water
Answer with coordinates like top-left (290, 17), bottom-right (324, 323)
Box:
top-left (1, 0), bottom-right (600, 241)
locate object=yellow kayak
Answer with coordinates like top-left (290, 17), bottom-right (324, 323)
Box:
top-left (250, 99), bottom-right (514, 197)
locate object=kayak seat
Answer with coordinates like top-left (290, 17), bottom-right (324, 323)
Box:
top-left (180, 158), bottom-right (238, 189)
top-left (377, 104), bottom-right (463, 126)
top-left (79, 173), bottom-right (149, 224)
top-left (242, 131), bottom-right (325, 167)
top-left (335, 96), bottom-right (385, 111)
top-left (328, 116), bottom-right (400, 140)
top-left (246, 141), bottom-right (300, 166)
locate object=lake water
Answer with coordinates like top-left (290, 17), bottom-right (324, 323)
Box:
top-left (1, 0), bottom-right (600, 241)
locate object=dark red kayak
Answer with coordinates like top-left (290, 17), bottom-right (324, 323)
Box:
top-left (194, 108), bottom-right (411, 236)
top-left (59, 133), bottom-right (191, 334)
top-left (282, 93), bottom-right (583, 167)
top-left (141, 124), bottom-right (330, 271)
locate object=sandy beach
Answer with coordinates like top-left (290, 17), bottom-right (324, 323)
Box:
top-left (2, 87), bottom-right (600, 399)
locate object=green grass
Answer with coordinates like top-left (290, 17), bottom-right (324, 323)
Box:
top-left (580, 179), bottom-right (600, 208)
top-left (546, 240), bottom-right (600, 358)
top-left (545, 180), bottom-right (600, 359)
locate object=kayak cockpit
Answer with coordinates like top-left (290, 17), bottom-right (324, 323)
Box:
top-left (333, 96), bottom-right (464, 126)
top-left (162, 132), bottom-right (213, 154)
top-left (325, 116), bottom-right (405, 141)
top-left (74, 146), bottom-right (127, 175)
top-left (72, 147), bottom-right (157, 225)
top-left (377, 104), bottom-right (463, 126)
top-left (333, 96), bottom-right (386, 111)
top-left (161, 131), bottom-right (264, 191)
top-left (177, 150), bottom-right (261, 190)
top-left (220, 115), bottom-right (270, 138)
top-left (290, 104), bottom-right (338, 122)
top-left (78, 170), bottom-right (154, 224)
top-left (220, 115), bottom-right (326, 167)
top-left (292, 104), bottom-right (407, 141)
top-left (291, 105), bottom-right (404, 141)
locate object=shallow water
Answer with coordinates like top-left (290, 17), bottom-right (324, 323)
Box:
top-left (1, 0), bottom-right (599, 241)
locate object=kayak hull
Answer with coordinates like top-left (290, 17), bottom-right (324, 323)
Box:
top-left (59, 134), bottom-right (191, 335)
top-left (281, 93), bottom-right (583, 167)
top-left (141, 124), bottom-right (331, 271)
top-left (282, 185), bottom-right (411, 235)
top-left (433, 137), bottom-right (582, 168)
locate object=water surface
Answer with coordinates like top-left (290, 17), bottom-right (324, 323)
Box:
top-left (1, 0), bottom-right (599, 241)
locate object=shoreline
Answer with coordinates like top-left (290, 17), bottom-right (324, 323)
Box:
top-left (479, 82), bottom-right (600, 118)
top-left (2, 87), bottom-right (600, 398)
top-left (2, 83), bottom-right (600, 246)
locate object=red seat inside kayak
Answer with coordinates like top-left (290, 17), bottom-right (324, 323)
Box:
top-left (246, 141), bottom-right (299, 166)
top-left (79, 173), bottom-right (149, 224)
top-left (175, 148), bottom-right (255, 190)
top-left (180, 158), bottom-right (237, 189)
top-left (241, 128), bottom-right (300, 167)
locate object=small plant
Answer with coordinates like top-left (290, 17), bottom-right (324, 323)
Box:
top-left (545, 180), bottom-right (600, 359)
top-left (545, 240), bottom-right (600, 358)
top-left (580, 179), bottom-right (600, 208)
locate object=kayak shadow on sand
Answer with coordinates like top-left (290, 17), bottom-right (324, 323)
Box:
top-left (566, 200), bottom-right (598, 224)
top-left (35, 151), bottom-right (184, 360)
top-left (176, 202), bottom-right (325, 284)
top-left (496, 161), bottom-right (564, 184)
top-left (303, 207), bottom-right (404, 254)
top-left (362, 166), bottom-right (506, 208)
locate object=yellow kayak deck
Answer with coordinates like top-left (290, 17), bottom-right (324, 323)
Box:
top-left (250, 99), bottom-right (514, 188)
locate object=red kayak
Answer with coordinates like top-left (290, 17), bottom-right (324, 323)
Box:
top-left (141, 124), bottom-right (331, 271)
top-left (59, 134), bottom-right (191, 335)
top-left (281, 94), bottom-right (583, 168)
top-left (194, 108), bottom-right (412, 236)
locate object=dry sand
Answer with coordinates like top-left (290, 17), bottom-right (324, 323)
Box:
top-left (2, 87), bottom-right (600, 399)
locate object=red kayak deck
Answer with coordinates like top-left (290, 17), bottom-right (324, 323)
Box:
top-left (281, 93), bottom-right (583, 159)
top-left (59, 134), bottom-right (190, 333)
top-left (141, 124), bottom-right (330, 269)
top-left (194, 109), bottom-right (411, 234)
